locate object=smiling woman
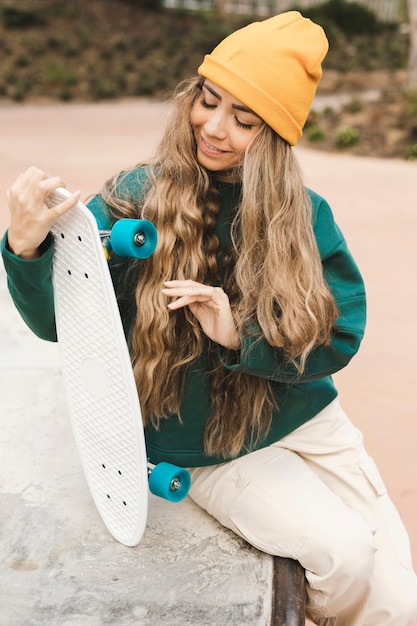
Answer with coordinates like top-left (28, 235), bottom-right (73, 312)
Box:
top-left (190, 80), bottom-right (263, 178)
top-left (2, 11), bottom-right (417, 625)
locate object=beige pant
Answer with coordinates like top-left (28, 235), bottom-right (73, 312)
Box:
top-left (188, 399), bottom-right (417, 625)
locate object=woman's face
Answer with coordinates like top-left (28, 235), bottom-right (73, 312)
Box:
top-left (190, 80), bottom-right (263, 178)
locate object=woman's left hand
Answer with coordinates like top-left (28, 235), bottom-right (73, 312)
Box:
top-left (162, 280), bottom-right (240, 350)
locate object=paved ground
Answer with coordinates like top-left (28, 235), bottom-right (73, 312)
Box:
top-left (0, 100), bottom-right (416, 625)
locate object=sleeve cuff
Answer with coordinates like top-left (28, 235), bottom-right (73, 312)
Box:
top-left (1, 230), bottom-right (54, 265)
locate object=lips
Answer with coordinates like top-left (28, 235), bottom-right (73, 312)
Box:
top-left (200, 136), bottom-right (226, 156)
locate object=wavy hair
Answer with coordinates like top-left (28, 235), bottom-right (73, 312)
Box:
top-left (101, 76), bottom-right (338, 459)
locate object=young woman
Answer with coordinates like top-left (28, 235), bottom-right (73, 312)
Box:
top-left (3, 12), bottom-right (417, 625)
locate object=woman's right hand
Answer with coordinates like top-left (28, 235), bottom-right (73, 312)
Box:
top-left (6, 166), bottom-right (81, 260)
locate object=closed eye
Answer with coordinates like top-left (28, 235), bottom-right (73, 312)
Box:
top-left (235, 118), bottom-right (254, 130)
top-left (201, 98), bottom-right (216, 109)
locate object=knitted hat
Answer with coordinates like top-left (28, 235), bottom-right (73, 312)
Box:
top-left (198, 11), bottom-right (328, 146)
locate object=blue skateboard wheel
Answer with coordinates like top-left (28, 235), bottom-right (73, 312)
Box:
top-left (110, 219), bottom-right (157, 259)
top-left (148, 462), bottom-right (191, 503)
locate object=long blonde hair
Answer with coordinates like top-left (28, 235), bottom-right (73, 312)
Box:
top-left (101, 76), bottom-right (338, 459)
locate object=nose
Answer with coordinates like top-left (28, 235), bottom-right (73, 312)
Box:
top-left (204, 108), bottom-right (227, 139)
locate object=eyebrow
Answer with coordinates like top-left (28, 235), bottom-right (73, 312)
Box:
top-left (203, 83), bottom-right (260, 117)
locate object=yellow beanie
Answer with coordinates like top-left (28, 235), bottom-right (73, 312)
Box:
top-left (198, 11), bottom-right (328, 146)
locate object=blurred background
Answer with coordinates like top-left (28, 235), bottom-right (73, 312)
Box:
top-left (0, 0), bottom-right (417, 159)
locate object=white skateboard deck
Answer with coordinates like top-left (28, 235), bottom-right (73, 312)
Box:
top-left (47, 188), bottom-right (148, 546)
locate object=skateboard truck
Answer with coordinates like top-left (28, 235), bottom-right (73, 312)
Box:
top-left (100, 229), bottom-right (146, 248)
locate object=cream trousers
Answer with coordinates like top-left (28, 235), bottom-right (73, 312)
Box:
top-left (188, 399), bottom-right (417, 625)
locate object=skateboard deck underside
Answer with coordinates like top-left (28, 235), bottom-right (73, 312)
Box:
top-left (49, 195), bottom-right (148, 546)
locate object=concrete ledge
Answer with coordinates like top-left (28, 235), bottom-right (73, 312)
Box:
top-left (0, 265), bottom-right (274, 625)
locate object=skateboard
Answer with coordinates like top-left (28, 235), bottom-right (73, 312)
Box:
top-left (46, 188), bottom-right (191, 547)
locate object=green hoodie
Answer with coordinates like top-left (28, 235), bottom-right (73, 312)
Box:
top-left (1, 168), bottom-right (366, 467)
